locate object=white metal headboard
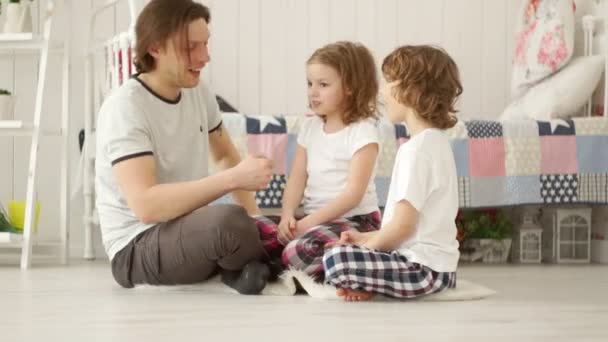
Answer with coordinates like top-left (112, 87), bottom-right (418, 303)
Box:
top-left (87, 0), bottom-right (141, 96)
top-left (582, 12), bottom-right (608, 117)
top-left (82, 0), bottom-right (142, 259)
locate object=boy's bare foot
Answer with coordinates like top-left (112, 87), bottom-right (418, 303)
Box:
top-left (336, 288), bottom-right (374, 302)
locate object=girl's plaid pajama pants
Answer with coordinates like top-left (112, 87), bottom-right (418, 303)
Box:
top-left (253, 211), bottom-right (381, 278)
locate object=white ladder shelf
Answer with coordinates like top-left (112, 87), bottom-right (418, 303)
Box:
top-left (0, 0), bottom-right (71, 269)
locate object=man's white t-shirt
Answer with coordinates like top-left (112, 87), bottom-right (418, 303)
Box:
top-left (95, 76), bottom-right (222, 260)
top-left (297, 116), bottom-right (380, 218)
top-left (382, 128), bottom-right (460, 272)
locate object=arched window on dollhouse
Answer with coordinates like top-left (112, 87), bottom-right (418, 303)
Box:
top-left (513, 214), bottom-right (543, 263)
top-left (543, 208), bottom-right (592, 263)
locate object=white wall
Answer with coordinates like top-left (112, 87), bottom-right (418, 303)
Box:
top-left (203, 0), bottom-right (520, 120)
top-left (0, 0), bottom-right (605, 258)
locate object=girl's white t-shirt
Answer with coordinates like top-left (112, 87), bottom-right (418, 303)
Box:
top-left (297, 116), bottom-right (380, 218)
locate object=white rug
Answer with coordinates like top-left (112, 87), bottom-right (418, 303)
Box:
top-left (136, 269), bottom-right (496, 301)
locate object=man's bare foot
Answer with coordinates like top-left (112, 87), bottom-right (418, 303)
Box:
top-left (336, 288), bottom-right (374, 302)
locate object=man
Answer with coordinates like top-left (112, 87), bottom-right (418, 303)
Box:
top-left (96, 0), bottom-right (273, 294)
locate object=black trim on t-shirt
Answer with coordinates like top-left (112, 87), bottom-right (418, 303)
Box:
top-left (111, 151), bottom-right (154, 166)
top-left (209, 121), bottom-right (223, 133)
top-left (132, 74), bottom-right (182, 104)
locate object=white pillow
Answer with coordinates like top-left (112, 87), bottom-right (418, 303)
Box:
top-left (501, 55), bottom-right (605, 121)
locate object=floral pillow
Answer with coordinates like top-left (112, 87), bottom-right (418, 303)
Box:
top-left (511, 0), bottom-right (576, 99)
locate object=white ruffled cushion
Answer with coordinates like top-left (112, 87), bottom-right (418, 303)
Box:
top-left (502, 55), bottom-right (605, 120)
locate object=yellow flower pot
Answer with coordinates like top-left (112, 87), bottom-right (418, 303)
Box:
top-left (8, 201), bottom-right (40, 234)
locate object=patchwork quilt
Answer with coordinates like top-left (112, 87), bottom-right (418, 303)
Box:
top-left (215, 113), bottom-right (608, 209)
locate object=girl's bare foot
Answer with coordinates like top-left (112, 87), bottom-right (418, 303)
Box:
top-left (336, 288), bottom-right (374, 302)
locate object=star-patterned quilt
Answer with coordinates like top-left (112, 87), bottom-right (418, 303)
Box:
top-left (214, 113), bottom-right (608, 209)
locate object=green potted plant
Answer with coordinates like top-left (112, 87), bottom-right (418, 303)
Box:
top-left (457, 209), bottom-right (514, 263)
top-left (0, 88), bottom-right (16, 120)
top-left (0, 202), bottom-right (18, 233)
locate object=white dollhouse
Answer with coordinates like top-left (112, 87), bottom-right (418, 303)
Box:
top-left (513, 214), bottom-right (543, 263)
top-left (542, 208), bottom-right (592, 263)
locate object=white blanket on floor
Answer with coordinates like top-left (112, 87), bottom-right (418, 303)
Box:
top-left (136, 269), bottom-right (496, 301)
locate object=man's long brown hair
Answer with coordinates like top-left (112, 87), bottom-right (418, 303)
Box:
top-left (134, 0), bottom-right (210, 73)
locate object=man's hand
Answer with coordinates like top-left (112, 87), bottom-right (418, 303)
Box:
top-left (232, 155), bottom-right (273, 191)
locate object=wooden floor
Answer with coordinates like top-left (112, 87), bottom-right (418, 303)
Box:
top-left (1, 257), bottom-right (607, 342)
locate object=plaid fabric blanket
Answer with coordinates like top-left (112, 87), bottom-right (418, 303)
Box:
top-left (215, 113), bottom-right (608, 209)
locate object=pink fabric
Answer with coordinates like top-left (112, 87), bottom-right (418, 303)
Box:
top-left (118, 50), bottom-right (123, 85)
top-left (247, 134), bottom-right (288, 174)
top-left (469, 138), bottom-right (506, 177)
top-left (540, 135), bottom-right (578, 174)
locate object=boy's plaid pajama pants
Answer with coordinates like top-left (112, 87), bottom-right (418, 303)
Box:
top-left (253, 211), bottom-right (381, 278)
top-left (322, 245), bottom-right (457, 299)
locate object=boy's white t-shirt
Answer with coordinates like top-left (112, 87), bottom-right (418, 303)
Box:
top-left (297, 116), bottom-right (380, 218)
top-left (382, 128), bottom-right (460, 273)
top-left (95, 76), bottom-right (222, 260)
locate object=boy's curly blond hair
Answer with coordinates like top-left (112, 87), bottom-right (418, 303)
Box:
top-left (382, 45), bottom-right (463, 129)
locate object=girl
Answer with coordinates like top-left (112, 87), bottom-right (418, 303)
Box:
top-left (323, 45), bottom-right (463, 301)
top-left (255, 41), bottom-right (381, 279)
